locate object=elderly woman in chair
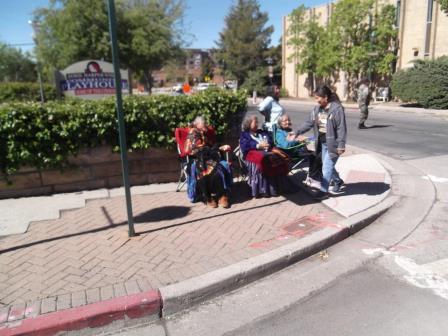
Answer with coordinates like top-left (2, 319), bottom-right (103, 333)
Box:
top-left (275, 114), bottom-right (322, 188)
top-left (275, 114), bottom-right (305, 151)
top-left (239, 115), bottom-right (289, 198)
top-left (185, 116), bottom-right (232, 208)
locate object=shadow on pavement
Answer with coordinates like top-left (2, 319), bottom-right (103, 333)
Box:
top-left (1, 186), bottom-right (317, 253)
top-left (134, 206), bottom-right (191, 223)
top-left (0, 213), bottom-right (128, 254)
top-left (136, 200), bottom-right (290, 235)
top-left (401, 103), bottom-right (423, 108)
top-left (363, 125), bottom-right (393, 129)
top-left (333, 181), bottom-right (390, 197)
top-left (0, 206), bottom-right (192, 254)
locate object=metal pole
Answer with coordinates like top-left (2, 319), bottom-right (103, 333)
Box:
top-left (37, 66), bottom-right (45, 104)
top-left (106, 0), bottom-right (136, 237)
top-left (29, 20), bottom-right (45, 104)
top-left (368, 11), bottom-right (373, 82)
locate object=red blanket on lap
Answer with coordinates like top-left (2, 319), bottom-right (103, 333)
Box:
top-left (246, 149), bottom-right (288, 177)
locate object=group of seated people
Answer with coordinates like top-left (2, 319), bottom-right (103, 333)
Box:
top-left (183, 113), bottom-right (318, 208)
top-left (182, 84), bottom-right (346, 207)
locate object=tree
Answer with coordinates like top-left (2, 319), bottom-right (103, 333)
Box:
top-left (264, 43), bottom-right (282, 86)
top-left (33, 0), bottom-right (186, 91)
top-left (33, 0), bottom-right (112, 79)
top-left (0, 43), bottom-right (37, 82)
top-left (216, 0), bottom-right (273, 86)
top-left (200, 57), bottom-right (215, 82)
top-left (288, 0), bottom-right (397, 98)
top-left (287, 6), bottom-right (328, 92)
top-left (391, 56), bottom-right (448, 109)
top-left (327, 0), bottom-right (374, 96)
top-left (437, 0), bottom-right (448, 14)
top-left (240, 68), bottom-right (268, 95)
top-left (121, 0), bottom-right (185, 91)
top-left (287, 5), bottom-right (307, 70)
top-left (371, 4), bottom-right (398, 77)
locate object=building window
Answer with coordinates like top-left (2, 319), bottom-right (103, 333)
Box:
top-left (424, 0), bottom-right (434, 56)
top-left (395, 0), bottom-right (401, 28)
top-left (426, 0), bottom-right (434, 22)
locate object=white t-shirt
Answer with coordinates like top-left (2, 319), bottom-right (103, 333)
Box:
top-left (258, 96), bottom-right (285, 131)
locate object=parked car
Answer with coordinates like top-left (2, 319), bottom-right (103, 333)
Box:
top-left (172, 83), bottom-right (183, 92)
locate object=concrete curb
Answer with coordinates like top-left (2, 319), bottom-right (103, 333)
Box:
top-left (0, 291), bottom-right (161, 336)
top-left (159, 195), bottom-right (398, 317)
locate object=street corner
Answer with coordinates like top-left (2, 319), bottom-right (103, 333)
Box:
top-left (324, 153), bottom-right (392, 217)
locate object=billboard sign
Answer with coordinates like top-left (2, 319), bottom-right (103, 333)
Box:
top-left (56, 60), bottom-right (128, 99)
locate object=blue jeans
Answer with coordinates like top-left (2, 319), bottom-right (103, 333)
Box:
top-left (320, 143), bottom-right (342, 192)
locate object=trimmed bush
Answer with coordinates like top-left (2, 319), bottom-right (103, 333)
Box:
top-left (0, 90), bottom-right (247, 176)
top-left (391, 56), bottom-right (448, 109)
top-left (0, 82), bottom-right (58, 103)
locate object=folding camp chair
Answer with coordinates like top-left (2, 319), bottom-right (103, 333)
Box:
top-left (232, 145), bottom-right (248, 182)
top-left (174, 127), bottom-right (191, 192)
top-left (271, 124), bottom-right (313, 174)
top-left (174, 126), bottom-right (230, 192)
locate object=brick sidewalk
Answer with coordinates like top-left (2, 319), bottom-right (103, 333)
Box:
top-left (0, 182), bottom-right (342, 324)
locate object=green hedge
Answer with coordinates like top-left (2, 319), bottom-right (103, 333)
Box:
top-left (0, 82), bottom-right (58, 103)
top-left (391, 56), bottom-right (448, 109)
top-left (0, 90), bottom-right (247, 176)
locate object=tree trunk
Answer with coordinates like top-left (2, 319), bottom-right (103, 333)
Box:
top-left (127, 68), bottom-right (133, 95)
top-left (143, 71), bottom-right (153, 94)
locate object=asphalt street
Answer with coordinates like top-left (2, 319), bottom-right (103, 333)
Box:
top-left (228, 265), bottom-right (448, 336)
top-left (280, 100), bottom-right (448, 159)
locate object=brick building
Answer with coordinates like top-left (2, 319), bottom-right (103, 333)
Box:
top-left (282, 0), bottom-right (448, 100)
top-left (152, 49), bottom-right (224, 87)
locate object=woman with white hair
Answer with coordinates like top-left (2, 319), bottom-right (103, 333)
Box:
top-left (239, 115), bottom-right (289, 198)
top-left (185, 116), bottom-right (232, 208)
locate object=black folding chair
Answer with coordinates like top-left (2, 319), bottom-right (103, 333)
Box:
top-left (271, 124), bottom-right (313, 174)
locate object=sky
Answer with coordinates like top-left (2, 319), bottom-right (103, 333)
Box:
top-left (0, 0), bottom-right (327, 53)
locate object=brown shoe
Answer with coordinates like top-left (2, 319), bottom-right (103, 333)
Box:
top-left (207, 199), bottom-right (218, 208)
top-left (218, 195), bottom-right (230, 208)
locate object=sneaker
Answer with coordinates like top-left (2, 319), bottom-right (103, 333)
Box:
top-left (330, 179), bottom-right (345, 193)
top-left (218, 195), bottom-right (230, 208)
top-left (207, 199), bottom-right (218, 208)
top-left (314, 190), bottom-right (329, 201)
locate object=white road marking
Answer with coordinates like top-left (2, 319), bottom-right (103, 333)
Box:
top-left (362, 248), bottom-right (392, 256)
top-left (422, 175), bottom-right (448, 183)
top-left (394, 256), bottom-right (448, 300)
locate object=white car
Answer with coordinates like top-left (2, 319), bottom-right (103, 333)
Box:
top-left (172, 83), bottom-right (183, 92)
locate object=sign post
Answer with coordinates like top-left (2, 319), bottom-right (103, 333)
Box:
top-left (106, 0), bottom-right (136, 237)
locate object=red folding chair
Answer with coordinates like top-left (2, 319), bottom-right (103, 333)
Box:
top-left (174, 126), bottom-right (230, 192)
top-left (174, 127), bottom-right (191, 192)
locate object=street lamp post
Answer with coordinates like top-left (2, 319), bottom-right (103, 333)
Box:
top-left (266, 57), bottom-right (274, 86)
top-left (28, 20), bottom-right (45, 104)
top-left (106, 0), bottom-right (136, 237)
top-left (367, 10), bottom-right (378, 83)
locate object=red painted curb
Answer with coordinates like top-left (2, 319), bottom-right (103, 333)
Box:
top-left (0, 290), bottom-right (161, 336)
